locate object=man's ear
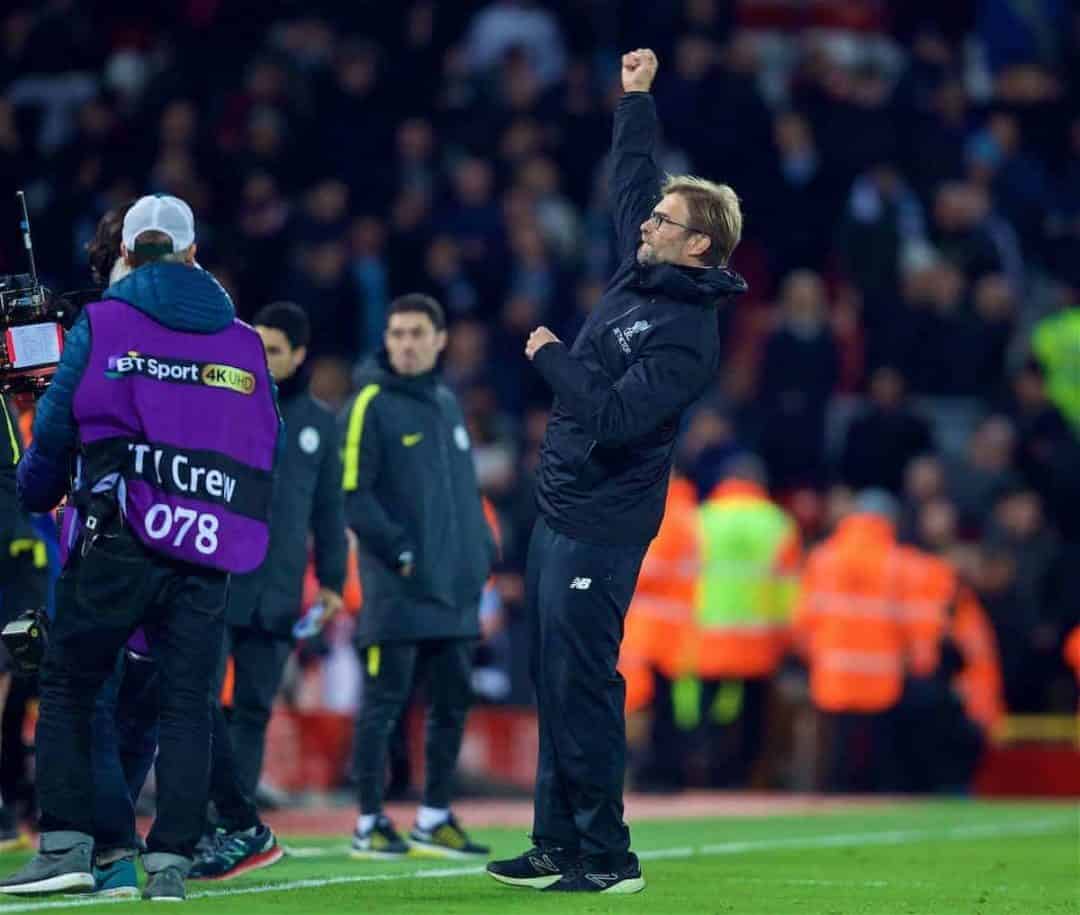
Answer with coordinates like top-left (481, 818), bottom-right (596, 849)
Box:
top-left (120, 242), bottom-right (135, 265)
top-left (688, 233), bottom-right (712, 261)
top-left (293, 345), bottom-right (308, 370)
top-left (184, 243), bottom-right (198, 265)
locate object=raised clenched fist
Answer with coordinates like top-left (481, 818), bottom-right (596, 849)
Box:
top-left (622, 48), bottom-right (659, 94)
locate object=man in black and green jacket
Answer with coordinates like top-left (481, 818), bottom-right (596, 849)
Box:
top-left (340, 294), bottom-right (495, 860)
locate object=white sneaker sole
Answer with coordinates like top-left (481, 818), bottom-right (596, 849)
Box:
top-left (348, 848), bottom-right (409, 861)
top-left (407, 839), bottom-right (488, 861)
top-left (487, 870), bottom-right (562, 889)
top-left (602, 876), bottom-right (647, 894)
top-left (0, 872), bottom-right (95, 895)
top-left (96, 886), bottom-right (140, 898)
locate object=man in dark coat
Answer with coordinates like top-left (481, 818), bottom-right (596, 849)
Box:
top-left (487, 48), bottom-right (747, 894)
top-left (341, 293), bottom-right (495, 859)
top-left (190, 301), bottom-right (346, 880)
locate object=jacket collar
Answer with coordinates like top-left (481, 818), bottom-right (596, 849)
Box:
top-left (631, 261), bottom-right (748, 307)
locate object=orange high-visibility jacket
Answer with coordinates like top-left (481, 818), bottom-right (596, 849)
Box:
top-left (619, 477), bottom-right (701, 712)
top-left (690, 479), bottom-right (801, 679)
top-left (951, 584), bottom-right (1005, 733)
top-left (794, 514), bottom-right (909, 713)
top-left (1066, 625), bottom-right (1080, 683)
top-left (895, 548), bottom-right (1004, 733)
top-left (897, 547), bottom-right (955, 678)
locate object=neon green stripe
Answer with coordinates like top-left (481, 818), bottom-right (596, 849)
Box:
top-left (673, 676), bottom-right (702, 731)
top-left (10, 538), bottom-right (46, 568)
top-left (367, 644), bottom-right (381, 677)
top-left (342, 384), bottom-right (380, 491)
top-left (1, 397), bottom-right (18, 464)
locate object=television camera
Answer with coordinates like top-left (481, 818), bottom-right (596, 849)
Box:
top-left (0, 192), bottom-right (68, 397)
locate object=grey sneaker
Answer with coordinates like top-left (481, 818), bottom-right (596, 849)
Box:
top-left (143, 866), bottom-right (185, 902)
top-left (0, 833), bottom-right (94, 895)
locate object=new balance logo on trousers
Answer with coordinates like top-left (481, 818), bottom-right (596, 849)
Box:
top-left (569, 577), bottom-right (592, 590)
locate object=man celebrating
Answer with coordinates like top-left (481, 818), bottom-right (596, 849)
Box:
top-left (341, 294), bottom-right (495, 859)
top-left (0, 195), bottom-right (280, 901)
top-left (487, 49), bottom-right (747, 894)
top-left (191, 301), bottom-right (346, 880)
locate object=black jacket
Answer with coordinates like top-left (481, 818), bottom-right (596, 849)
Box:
top-left (341, 352), bottom-right (495, 646)
top-left (533, 93), bottom-right (747, 546)
top-left (226, 373), bottom-right (347, 636)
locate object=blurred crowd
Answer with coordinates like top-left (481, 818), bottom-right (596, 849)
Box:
top-left (2, 0), bottom-right (1078, 728)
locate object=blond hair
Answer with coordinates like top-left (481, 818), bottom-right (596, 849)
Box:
top-left (661, 175), bottom-right (742, 266)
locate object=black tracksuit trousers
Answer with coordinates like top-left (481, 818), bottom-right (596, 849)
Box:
top-left (526, 517), bottom-right (646, 866)
top-left (352, 637), bottom-right (474, 815)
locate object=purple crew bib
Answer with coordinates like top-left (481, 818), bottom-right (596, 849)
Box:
top-left (72, 299), bottom-right (278, 573)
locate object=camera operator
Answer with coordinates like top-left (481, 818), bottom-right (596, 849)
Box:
top-left (0, 195), bottom-right (281, 901)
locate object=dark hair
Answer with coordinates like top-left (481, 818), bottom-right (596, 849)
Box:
top-left (127, 230), bottom-right (182, 268)
top-left (252, 300), bottom-right (311, 349)
top-left (87, 200), bottom-right (136, 285)
top-left (388, 293), bottom-right (445, 331)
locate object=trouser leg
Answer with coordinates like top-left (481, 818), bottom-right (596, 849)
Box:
top-left (143, 568), bottom-right (227, 868)
top-left (418, 639), bottom-right (473, 810)
top-left (207, 627), bottom-right (257, 832)
top-left (114, 651), bottom-right (160, 809)
top-left (527, 520), bottom-right (578, 850)
top-left (37, 548), bottom-right (148, 838)
top-left (536, 520), bottom-right (646, 864)
top-left (352, 641), bottom-right (416, 815)
top-left (91, 651), bottom-right (138, 853)
top-left (227, 627), bottom-right (293, 800)
top-left (642, 671), bottom-right (687, 788)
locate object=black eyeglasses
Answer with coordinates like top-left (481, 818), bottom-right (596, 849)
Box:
top-left (649, 210), bottom-right (706, 235)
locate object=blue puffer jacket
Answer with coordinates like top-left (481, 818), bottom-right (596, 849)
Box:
top-left (17, 262), bottom-right (278, 512)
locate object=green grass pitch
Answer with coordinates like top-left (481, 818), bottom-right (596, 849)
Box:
top-left (0, 801), bottom-right (1074, 914)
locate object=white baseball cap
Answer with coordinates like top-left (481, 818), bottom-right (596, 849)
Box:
top-left (122, 194), bottom-right (196, 252)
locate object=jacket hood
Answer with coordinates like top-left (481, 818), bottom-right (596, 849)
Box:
top-left (633, 261), bottom-right (748, 307)
top-left (103, 262), bottom-right (235, 333)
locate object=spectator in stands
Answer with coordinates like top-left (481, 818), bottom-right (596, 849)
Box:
top-left (757, 270), bottom-right (839, 490)
top-left (1006, 360), bottom-right (1073, 504)
top-left (840, 365), bottom-right (934, 494)
top-left (944, 415), bottom-right (1022, 534)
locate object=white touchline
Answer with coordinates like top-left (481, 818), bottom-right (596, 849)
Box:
top-left (0, 816), bottom-right (1071, 912)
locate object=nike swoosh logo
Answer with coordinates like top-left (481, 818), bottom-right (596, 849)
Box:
top-left (402, 433), bottom-right (423, 447)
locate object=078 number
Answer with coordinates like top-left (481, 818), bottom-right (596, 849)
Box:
top-left (144, 503), bottom-right (220, 555)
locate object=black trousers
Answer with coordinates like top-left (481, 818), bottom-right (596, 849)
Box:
top-left (209, 624), bottom-right (293, 831)
top-left (701, 677), bottom-right (769, 788)
top-left (824, 710), bottom-right (901, 793)
top-left (893, 677), bottom-right (984, 792)
top-left (527, 518), bottom-right (646, 865)
top-left (36, 526), bottom-right (226, 862)
top-left (91, 650), bottom-right (159, 853)
top-left (638, 675), bottom-right (769, 790)
top-left (352, 637), bottom-right (473, 815)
